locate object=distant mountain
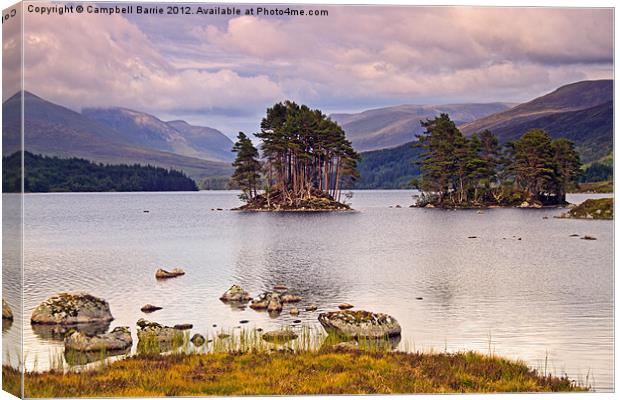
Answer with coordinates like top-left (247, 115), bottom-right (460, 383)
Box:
top-left (2, 92), bottom-right (233, 182)
top-left (355, 80), bottom-right (613, 188)
top-left (167, 120), bottom-right (234, 162)
top-left (460, 80), bottom-right (612, 159)
top-left (331, 103), bottom-right (515, 152)
top-left (82, 108), bottom-right (234, 162)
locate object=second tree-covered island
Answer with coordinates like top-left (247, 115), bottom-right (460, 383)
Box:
top-left (231, 101), bottom-right (359, 211)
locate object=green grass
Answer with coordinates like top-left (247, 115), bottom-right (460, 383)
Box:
top-left (3, 350), bottom-right (585, 397)
top-left (3, 327), bottom-right (586, 397)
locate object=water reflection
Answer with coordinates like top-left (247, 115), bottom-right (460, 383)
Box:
top-left (64, 347), bottom-right (131, 367)
top-left (32, 321), bottom-right (111, 342)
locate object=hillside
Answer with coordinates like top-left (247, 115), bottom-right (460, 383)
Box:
top-left (355, 80), bottom-right (613, 188)
top-left (82, 108), bottom-right (234, 162)
top-left (460, 80), bottom-right (612, 162)
top-left (355, 142), bottom-right (421, 189)
top-left (2, 152), bottom-right (198, 192)
top-left (2, 92), bottom-right (233, 183)
top-left (331, 103), bottom-right (514, 152)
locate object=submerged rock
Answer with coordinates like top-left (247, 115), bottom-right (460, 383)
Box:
top-left (318, 310), bottom-right (401, 339)
top-left (305, 304), bottom-right (318, 312)
top-left (191, 334), bottom-right (206, 346)
top-left (219, 285), bottom-right (253, 302)
top-left (65, 326), bottom-right (132, 352)
top-left (273, 284), bottom-right (288, 291)
top-left (290, 307), bottom-right (299, 316)
top-left (338, 303), bottom-right (354, 310)
top-left (2, 299), bottom-right (13, 321)
top-left (140, 304), bottom-right (163, 313)
top-left (31, 292), bottom-right (114, 325)
top-left (155, 268), bottom-right (185, 279)
top-left (262, 330), bottom-right (298, 342)
top-left (136, 318), bottom-right (184, 344)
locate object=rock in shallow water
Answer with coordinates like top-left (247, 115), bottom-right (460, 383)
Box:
top-left (250, 292), bottom-right (283, 312)
top-left (318, 310), bottom-right (401, 339)
top-left (155, 268), bottom-right (185, 279)
top-left (191, 334), bottom-right (206, 346)
top-left (65, 326), bottom-right (132, 352)
top-left (220, 285), bottom-right (252, 302)
top-left (2, 299), bottom-right (13, 321)
top-left (31, 292), bottom-right (114, 325)
top-left (136, 318), bottom-right (184, 344)
top-left (338, 303), bottom-right (354, 310)
top-left (140, 304), bottom-right (163, 313)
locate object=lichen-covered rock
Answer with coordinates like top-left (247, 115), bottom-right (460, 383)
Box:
top-left (65, 326), bottom-right (132, 352)
top-left (219, 285), bottom-right (252, 302)
top-left (2, 299), bottom-right (13, 321)
top-left (136, 318), bottom-right (184, 344)
top-left (318, 310), bottom-right (401, 339)
top-left (31, 293), bottom-right (113, 325)
top-left (262, 330), bottom-right (298, 342)
top-left (250, 292), bottom-right (282, 312)
top-left (155, 268), bottom-right (185, 279)
top-left (191, 334), bottom-right (206, 346)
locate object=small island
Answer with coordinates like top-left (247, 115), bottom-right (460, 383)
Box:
top-left (230, 101), bottom-right (359, 211)
top-left (411, 114), bottom-right (582, 209)
top-left (558, 198), bottom-right (613, 220)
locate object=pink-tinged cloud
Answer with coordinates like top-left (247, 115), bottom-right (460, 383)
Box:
top-left (5, 3), bottom-right (613, 135)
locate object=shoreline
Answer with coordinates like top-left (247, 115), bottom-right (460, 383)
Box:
top-left (3, 349), bottom-right (585, 396)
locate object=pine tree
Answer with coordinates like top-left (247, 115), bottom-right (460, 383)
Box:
top-left (231, 132), bottom-right (261, 201)
top-left (551, 138), bottom-right (581, 203)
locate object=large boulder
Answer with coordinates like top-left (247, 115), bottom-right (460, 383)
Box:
top-left (31, 293), bottom-right (113, 325)
top-left (2, 299), bottom-right (13, 321)
top-left (65, 326), bottom-right (132, 352)
top-left (318, 310), bottom-right (401, 339)
top-left (155, 268), bottom-right (185, 279)
top-left (136, 318), bottom-right (184, 344)
top-left (219, 285), bottom-right (252, 302)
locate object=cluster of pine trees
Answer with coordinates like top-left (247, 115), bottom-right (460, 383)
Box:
top-left (2, 152), bottom-right (198, 192)
top-left (231, 101), bottom-right (359, 206)
top-left (415, 114), bottom-right (581, 207)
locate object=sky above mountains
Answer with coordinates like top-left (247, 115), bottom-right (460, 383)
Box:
top-left (4, 3), bottom-right (613, 139)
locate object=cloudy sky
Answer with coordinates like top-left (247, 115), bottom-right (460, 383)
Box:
top-left (6, 3), bottom-right (614, 138)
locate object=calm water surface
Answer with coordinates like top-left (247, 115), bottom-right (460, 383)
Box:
top-left (2, 190), bottom-right (614, 391)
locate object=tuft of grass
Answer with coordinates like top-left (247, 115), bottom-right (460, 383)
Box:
top-left (5, 349), bottom-right (586, 397)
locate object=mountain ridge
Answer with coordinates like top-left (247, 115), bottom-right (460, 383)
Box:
top-left (331, 102), bottom-right (516, 152)
top-left (2, 91), bottom-right (233, 183)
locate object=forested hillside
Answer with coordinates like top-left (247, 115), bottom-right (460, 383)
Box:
top-left (2, 152), bottom-right (198, 192)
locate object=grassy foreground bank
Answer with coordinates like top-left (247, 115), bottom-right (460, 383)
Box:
top-left (3, 350), bottom-right (584, 396)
